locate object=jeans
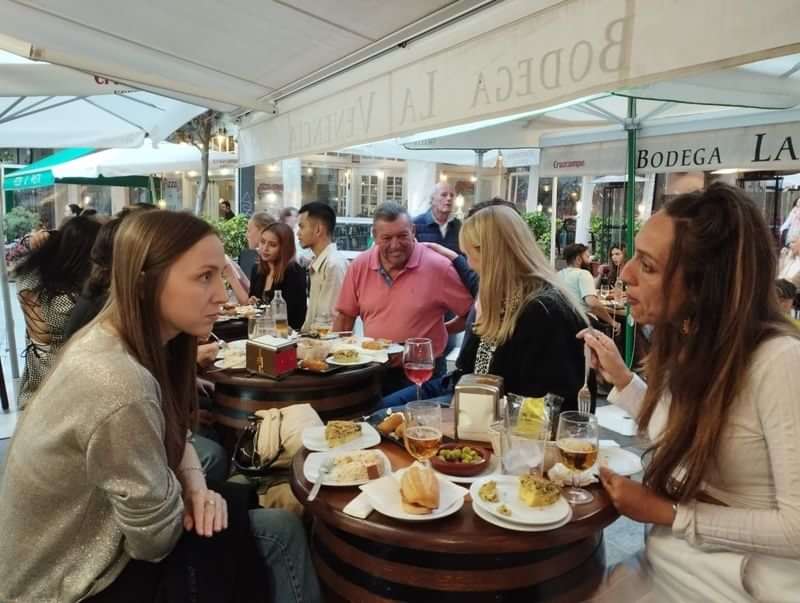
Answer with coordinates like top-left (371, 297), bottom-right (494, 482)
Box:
top-left (380, 356), bottom-right (448, 396)
top-left (381, 373), bottom-right (455, 408)
top-left (192, 434), bottom-right (230, 484)
top-left (249, 509), bottom-right (322, 603)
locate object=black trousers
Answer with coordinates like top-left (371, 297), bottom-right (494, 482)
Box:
top-left (85, 482), bottom-right (264, 603)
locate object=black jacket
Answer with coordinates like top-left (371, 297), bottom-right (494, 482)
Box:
top-left (458, 287), bottom-right (584, 411)
top-left (248, 261), bottom-right (307, 331)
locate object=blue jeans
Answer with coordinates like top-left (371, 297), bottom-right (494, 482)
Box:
top-left (381, 373), bottom-right (455, 408)
top-left (192, 434), bottom-right (229, 484)
top-left (249, 509), bottom-right (322, 603)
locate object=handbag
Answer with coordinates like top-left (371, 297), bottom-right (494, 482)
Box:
top-left (232, 404), bottom-right (322, 476)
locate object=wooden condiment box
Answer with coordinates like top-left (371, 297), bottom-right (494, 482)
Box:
top-left (453, 374), bottom-right (504, 442)
top-left (246, 336), bottom-right (297, 378)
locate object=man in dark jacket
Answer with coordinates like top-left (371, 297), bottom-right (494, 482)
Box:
top-left (412, 182), bottom-right (461, 254)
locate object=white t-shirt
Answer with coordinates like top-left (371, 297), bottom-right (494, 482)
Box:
top-left (558, 266), bottom-right (597, 310)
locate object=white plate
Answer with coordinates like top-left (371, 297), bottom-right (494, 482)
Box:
top-left (470, 476), bottom-right (571, 525)
top-left (303, 450), bottom-right (392, 487)
top-left (302, 422), bottom-right (381, 452)
top-left (599, 446), bottom-right (643, 476)
top-left (433, 454), bottom-right (501, 484)
top-left (326, 355), bottom-right (372, 367)
top-left (359, 467), bottom-right (466, 522)
top-left (472, 498), bottom-right (573, 532)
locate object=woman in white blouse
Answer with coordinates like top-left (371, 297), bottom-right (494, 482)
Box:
top-left (582, 183), bottom-right (800, 602)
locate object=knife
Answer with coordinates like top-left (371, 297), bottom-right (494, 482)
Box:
top-left (307, 458), bottom-right (334, 502)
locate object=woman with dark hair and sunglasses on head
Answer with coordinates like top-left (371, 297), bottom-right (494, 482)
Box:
top-left (582, 183), bottom-right (800, 602)
top-left (0, 210), bottom-right (320, 603)
top-left (230, 221), bottom-right (307, 330)
top-left (13, 214), bottom-right (101, 407)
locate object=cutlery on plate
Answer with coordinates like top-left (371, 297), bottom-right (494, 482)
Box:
top-left (307, 458), bottom-right (334, 502)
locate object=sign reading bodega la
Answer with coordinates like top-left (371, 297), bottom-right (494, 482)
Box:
top-left (541, 122), bottom-right (800, 177)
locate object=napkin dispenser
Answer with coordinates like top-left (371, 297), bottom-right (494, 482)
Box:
top-left (246, 336), bottom-right (297, 378)
top-left (453, 374), bottom-right (504, 442)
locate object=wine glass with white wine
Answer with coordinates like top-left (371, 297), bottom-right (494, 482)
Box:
top-left (556, 411), bottom-right (599, 504)
top-left (403, 400), bottom-right (442, 468)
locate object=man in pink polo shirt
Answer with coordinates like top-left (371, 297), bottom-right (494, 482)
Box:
top-left (334, 203), bottom-right (473, 393)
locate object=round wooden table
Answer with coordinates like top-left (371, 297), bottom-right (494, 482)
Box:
top-left (291, 442), bottom-right (619, 602)
top-left (205, 362), bottom-right (385, 450)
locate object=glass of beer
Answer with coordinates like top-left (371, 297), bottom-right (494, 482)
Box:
top-left (403, 400), bottom-right (442, 467)
top-left (312, 312), bottom-right (333, 338)
top-left (556, 411), bottom-right (599, 504)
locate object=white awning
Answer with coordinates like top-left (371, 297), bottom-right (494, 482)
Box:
top-left (46, 140), bottom-right (238, 179)
top-left (0, 50), bottom-right (206, 148)
top-left (237, 0), bottom-right (800, 164)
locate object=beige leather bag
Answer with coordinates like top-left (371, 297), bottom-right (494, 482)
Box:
top-left (255, 404), bottom-right (322, 469)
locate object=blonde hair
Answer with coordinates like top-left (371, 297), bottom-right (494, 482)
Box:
top-left (459, 205), bottom-right (586, 345)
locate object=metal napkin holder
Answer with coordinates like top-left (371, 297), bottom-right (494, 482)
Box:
top-left (452, 374), bottom-right (504, 442)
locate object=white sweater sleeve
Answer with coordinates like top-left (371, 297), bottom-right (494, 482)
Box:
top-left (672, 338), bottom-right (800, 558)
top-left (606, 373), bottom-right (648, 418)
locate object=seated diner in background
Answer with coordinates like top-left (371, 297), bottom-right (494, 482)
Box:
top-left (334, 202), bottom-right (473, 393)
top-left (13, 214), bottom-right (101, 408)
top-left (229, 221), bottom-right (307, 331)
top-left (594, 242), bottom-right (627, 291)
top-left (559, 243), bottom-right (620, 334)
top-left (383, 203), bottom-right (587, 411)
top-left (581, 183), bottom-right (800, 602)
top-left (297, 201), bottom-right (348, 333)
top-left (0, 210), bottom-right (320, 603)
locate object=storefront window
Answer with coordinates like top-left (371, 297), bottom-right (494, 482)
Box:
top-left (301, 167), bottom-right (347, 215)
top-left (358, 175), bottom-right (379, 217)
top-left (385, 176), bottom-right (404, 204)
top-left (80, 185), bottom-right (112, 216)
top-left (507, 168), bottom-right (530, 213)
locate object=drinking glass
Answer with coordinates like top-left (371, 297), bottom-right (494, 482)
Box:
top-left (403, 400), bottom-right (442, 467)
top-left (403, 338), bottom-right (434, 401)
top-left (556, 411), bottom-right (599, 505)
top-left (312, 311), bottom-right (333, 338)
top-left (599, 284), bottom-right (611, 300)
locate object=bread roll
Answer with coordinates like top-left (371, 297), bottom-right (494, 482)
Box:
top-left (400, 466), bottom-right (439, 514)
top-left (377, 413), bottom-right (404, 435)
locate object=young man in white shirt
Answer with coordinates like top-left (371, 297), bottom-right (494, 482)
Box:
top-left (558, 243), bottom-right (620, 333)
top-left (297, 202), bottom-right (348, 332)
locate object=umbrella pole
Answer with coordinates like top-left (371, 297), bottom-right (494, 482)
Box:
top-left (0, 166), bottom-right (20, 388)
top-left (624, 98), bottom-right (637, 367)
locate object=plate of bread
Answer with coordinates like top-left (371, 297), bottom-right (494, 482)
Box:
top-left (470, 475), bottom-right (570, 525)
top-left (359, 464), bottom-right (466, 521)
top-left (302, 420), bottom-right (381, 452)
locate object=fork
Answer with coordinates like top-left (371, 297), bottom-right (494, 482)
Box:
top-left (578, 328), bottom-right (593, 415)
top-left (307, 458), bottom-right (334, 502)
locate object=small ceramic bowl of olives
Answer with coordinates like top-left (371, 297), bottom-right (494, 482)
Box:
top-left (430, 443), bottom-right (491, 477)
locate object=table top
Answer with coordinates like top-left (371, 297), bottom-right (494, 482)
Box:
top-left (290, 440), bottom-right (619, 555)
top-left (205, 361), bottom-right (386, 391)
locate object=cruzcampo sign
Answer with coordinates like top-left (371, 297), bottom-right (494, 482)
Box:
top-left (3, 170), bottom-right (55, 191)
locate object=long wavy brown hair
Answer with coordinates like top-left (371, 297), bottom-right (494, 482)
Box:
top-left (102, 211), bottom-right (216, 469)
top-left (256, 221), bottom-right (296, 285)
top-left (638, 183), bottom-right (798, 501)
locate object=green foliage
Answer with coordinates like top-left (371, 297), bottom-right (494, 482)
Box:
top-left (4, 206), bottom-right (39, 243)
top-left (206, 214), bottom-right (248, 259)
top-left (523, 211), bottom-right (561, 258)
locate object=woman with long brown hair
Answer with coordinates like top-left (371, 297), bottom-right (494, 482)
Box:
top-left (582, 183), bottom-right (800, 601)
top-left (0, 211), bottom-right (319, 602)
top-left (232, 220), bottom-right (307, 330)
